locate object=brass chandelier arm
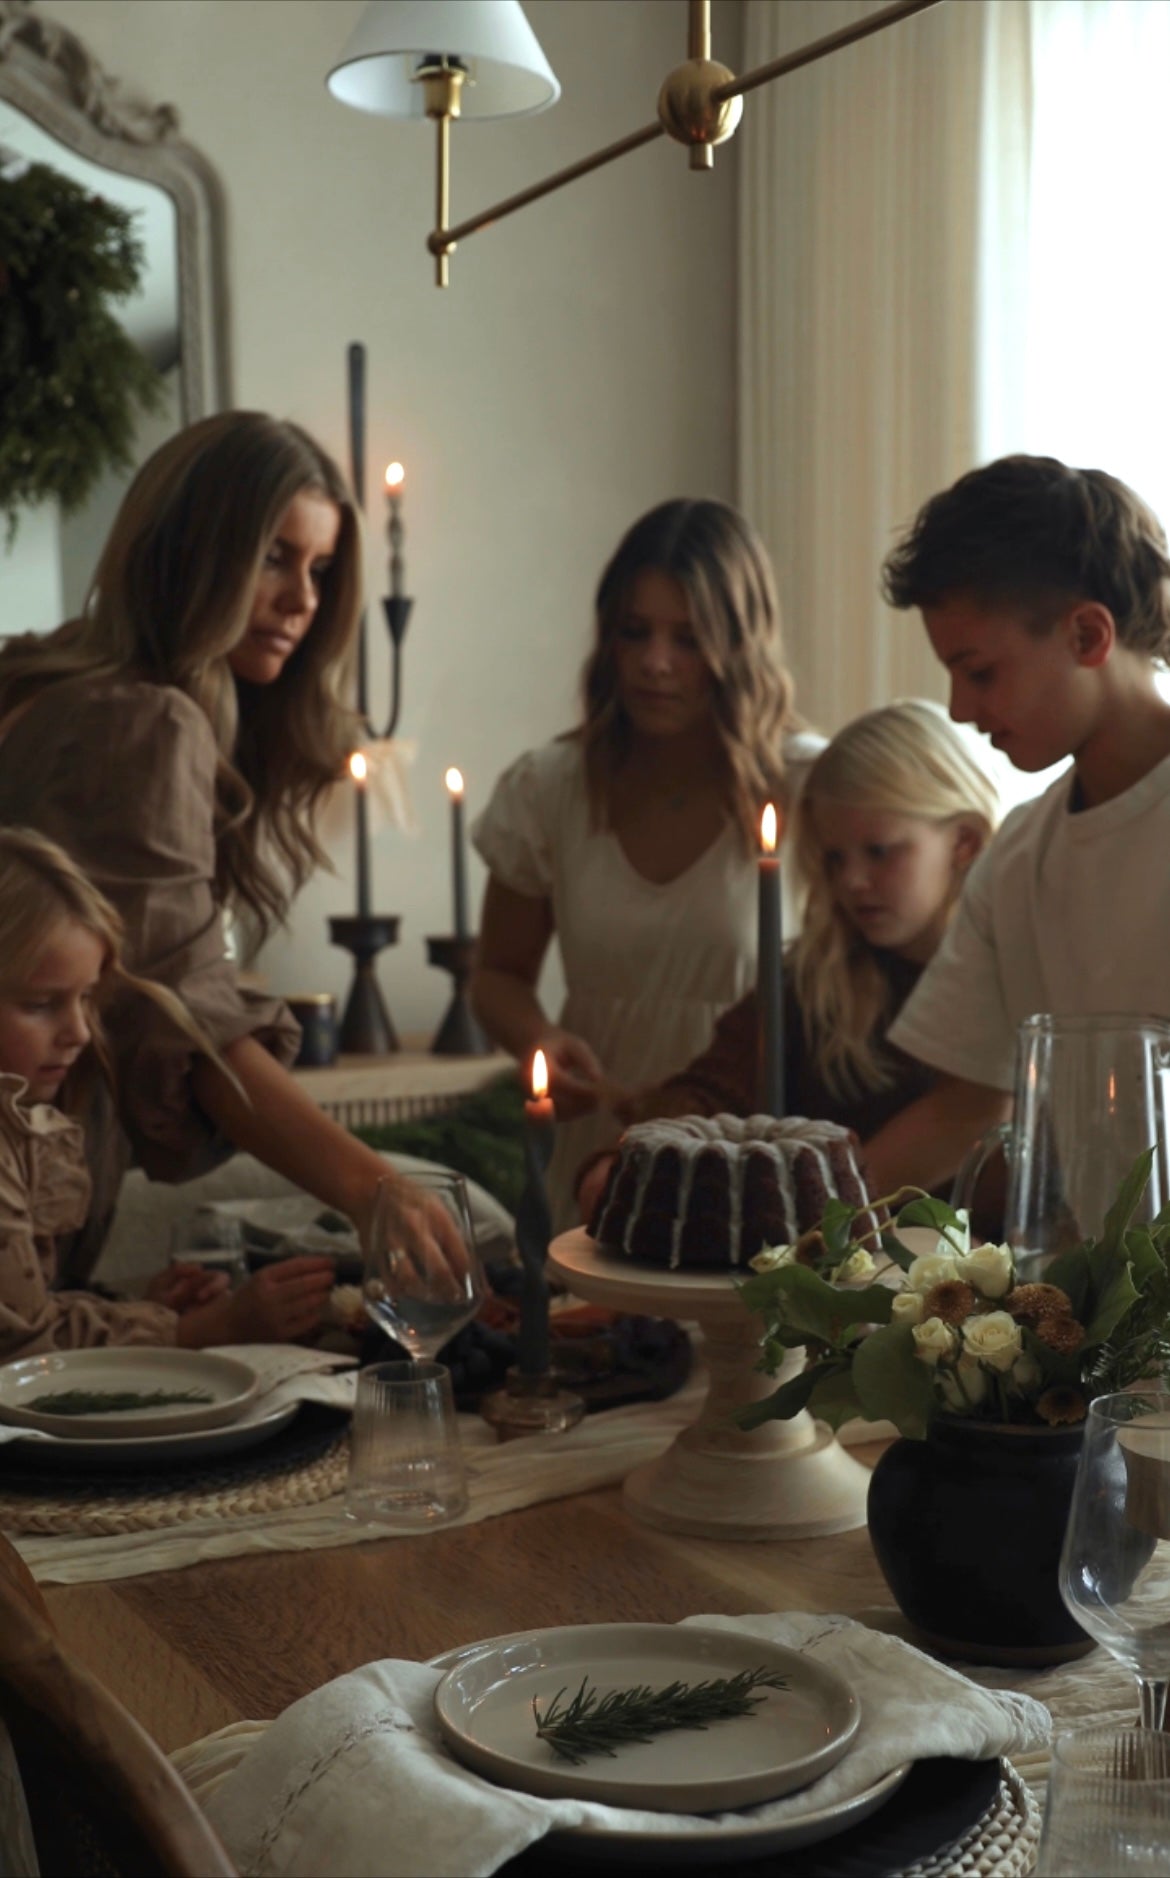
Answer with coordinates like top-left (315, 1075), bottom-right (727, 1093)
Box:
top-left (425, 0), bottom-right (948, 276)
top-left (710, 0), bottom-right (946, 105)
top-left (427, 119), bottom-right (666, 261)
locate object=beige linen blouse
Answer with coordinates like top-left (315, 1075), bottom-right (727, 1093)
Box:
top-left (0, 1075), bottom-right (176, 1359)
top-left (0, 673), bottom-right (300, 1272)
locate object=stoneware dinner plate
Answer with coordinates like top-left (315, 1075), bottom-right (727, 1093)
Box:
top-left (0, 1398), bottom-right (301, 1469)
top-left (0, 1348), bottom-right (259, 1438)
top-left (433, 1622), bottom-right (859, 1813)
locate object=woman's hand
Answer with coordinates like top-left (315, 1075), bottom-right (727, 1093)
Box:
top-left (175, 1257), bottom-right (336, 1346)
top-left (147, 1262), bottom-right (230, 1311)
top-left (352, 1178), bottom-right (472, 1302)
top-left (539, 1027), bottom-right (607, 1120)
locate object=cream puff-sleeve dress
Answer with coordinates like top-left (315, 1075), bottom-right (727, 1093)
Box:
top-left (472, 730), bottom-right (824, 1229)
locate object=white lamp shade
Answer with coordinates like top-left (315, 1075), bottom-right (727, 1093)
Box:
top-left (327, 1), bottom-right (560, 120)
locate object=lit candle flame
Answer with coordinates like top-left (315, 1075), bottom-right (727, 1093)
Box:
top-left (445, 766), bottom-right (464, 798)
top-left (531, 1049), bottom-right (549, 1100)
top-left (384, 461), bottom-right (405, 493)
top-left (760, 802), bottom-right (778, 854)
top-left (349, 751), bottom-right (368, 784)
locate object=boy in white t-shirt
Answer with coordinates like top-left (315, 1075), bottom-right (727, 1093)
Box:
top-left (863, 453), bottom-right (1170, 1197)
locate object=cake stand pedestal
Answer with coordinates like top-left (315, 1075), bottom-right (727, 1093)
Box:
top-left (548, 1229), bottom-right (871, 1542)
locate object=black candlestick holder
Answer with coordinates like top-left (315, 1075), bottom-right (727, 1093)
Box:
top-left (480, 1119), bottom-right (585, 1441)
top-left (425, 935), bottom-right (490, 1056)
top-left (329, 914), bottom-right (400, 1054)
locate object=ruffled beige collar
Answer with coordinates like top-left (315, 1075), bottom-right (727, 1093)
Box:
top-left (0, 1073), bottom-right (91, 1237)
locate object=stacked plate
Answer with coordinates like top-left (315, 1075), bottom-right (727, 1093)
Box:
top-left (0, 1347), bottom-right (299, 1469)
top-left (430, 1623), bottom-right (908, 1864)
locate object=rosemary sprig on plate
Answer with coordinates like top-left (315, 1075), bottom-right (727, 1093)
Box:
top-left (532, 1666), bottom-right (789, 1764)
top-left (26, 1388), bottom-right (215, 1416)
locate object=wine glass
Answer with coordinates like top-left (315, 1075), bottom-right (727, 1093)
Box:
top-left (1060, 1389), bottom-right (1170, 1728)
top-left (362, 1170), bottom-right (487, 1362)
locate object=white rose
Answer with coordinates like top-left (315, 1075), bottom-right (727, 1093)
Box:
top-left (912, 1316), bottom-right (958, 1366)
top-left (955, 1242), bottom-right (1014, 1300)
top-left (908, 1253), bottom-right (959, 1293)
top-left (962, 1310), bottom-right (1023, 1373)
top-left (891, 1291), bottom-right (924, 1325)
top-left (833, 1249), bottom-right (876, 1285)
top-left (750, 1243), bottom-right (796, 1273)
top-left (938, 1355), bottom-right (989, 1411)
top-left (1011, 1352), bottom-right (1042, 1393)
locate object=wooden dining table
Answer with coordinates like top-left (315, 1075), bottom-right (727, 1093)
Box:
top-left (41, 1461), bottom-right (895, 1757)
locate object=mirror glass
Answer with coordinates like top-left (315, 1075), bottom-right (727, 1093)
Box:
top-left (0, 3), bottom-right (228, 639)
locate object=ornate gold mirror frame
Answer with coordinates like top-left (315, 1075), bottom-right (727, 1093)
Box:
top-left (0, 0), bottom-right (231, 416)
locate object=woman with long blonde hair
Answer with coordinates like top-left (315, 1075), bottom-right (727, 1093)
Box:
top-left (576, 700), bottom-right (1000, 1218)
top-left (0, 412), bottom-right (459, 1270)
top-left (471, 497), bottom-right (822, 1225)
top-left (0, 828), bottom-right (336, 1358)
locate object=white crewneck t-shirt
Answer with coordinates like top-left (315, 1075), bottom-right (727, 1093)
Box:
top-left (890, 752), bottom-right (1170, 1090)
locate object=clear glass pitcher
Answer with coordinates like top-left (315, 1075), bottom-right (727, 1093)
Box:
top-left (952, 1014), bottom-right (1170, 1280)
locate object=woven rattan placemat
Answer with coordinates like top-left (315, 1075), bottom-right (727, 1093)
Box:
top-left (0, 1405), bottom-right (349, 1536)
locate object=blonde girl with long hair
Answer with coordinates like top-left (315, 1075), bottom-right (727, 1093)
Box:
top-left (0, 413), bottom-right (459, 1271)
top-left (576, 700), bottom-right (1000, 1217)
top-left (471, 496), bottom-right (822, 1226)
top-left (0, 829), bottom-right (336, 1359)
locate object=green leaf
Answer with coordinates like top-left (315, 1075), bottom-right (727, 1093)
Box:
top-left (851, 1323), bottom-right (935, 1438)
top-left (1040, 1244), bottom-right (1092, 1320)
top-left (737, 1360), bottom-right (837, 1430)
top-left (745, 1266), bottom-right (894, 1349)
top-left (879, 1231), bottom-right (917, 1273)
top-left (894, 1196), bottom-right (960, 1233)
top-left (806, 1366), bottom-right (866, 1430)
top-left (1099, 1148), bottom-right (1155, 1262)
top-left (820, 1198), bottom-right (857, 1258)
top-left (1083, 1263), bottom-right (1141, 1348)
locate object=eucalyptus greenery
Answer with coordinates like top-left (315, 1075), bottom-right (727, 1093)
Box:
top-left (738, 1148), bottom-right (1170, 1440)
top-left (532, 1667), bottom-right (790, 1764)
top-left (0, 161), bottom-right (163, 536)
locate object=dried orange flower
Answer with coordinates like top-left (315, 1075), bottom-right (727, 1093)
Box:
top-left (1005, 1283), bottom-right (1074, 1326)
top-left (1036, 1386), bottom-right (1088, 1426)
top-left (919, 1280), bottom-right (979, 1326)
top-left (1033, 1313), bottom-right (1086, 1355)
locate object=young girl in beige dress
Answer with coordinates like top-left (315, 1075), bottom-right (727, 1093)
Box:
top-left (0, 829), bottom-right (336, 1361)
top-left (470, 498), bottom-right (822, 1227)
top-left (0, 413), bottom-right (456, 1277)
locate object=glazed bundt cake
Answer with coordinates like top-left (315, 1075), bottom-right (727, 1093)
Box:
top-left (589, 1114), bottom-right (870, 1271)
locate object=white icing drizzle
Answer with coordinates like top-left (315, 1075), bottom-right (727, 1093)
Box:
top-left (608, 1114), bottom-right (864, 1267)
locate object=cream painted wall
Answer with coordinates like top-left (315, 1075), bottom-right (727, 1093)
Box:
top-left (40, 0), bottom-right (742, 1043)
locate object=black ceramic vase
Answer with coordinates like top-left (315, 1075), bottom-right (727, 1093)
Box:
top-left (867, 1417), bottom-right (1094, 1666)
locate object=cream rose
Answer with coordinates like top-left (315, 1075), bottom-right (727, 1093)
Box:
top-left (833, 1248), bottom-right (876, 1285)
top-left (955, 1242), bottom-right (1014, 1300)
top-left (891, 1291), bottom-right (924, 1325)
top-left (962, 1310), bottom-right (1023, 1372)
top-left (912, 1316), bottom-right (958, 1366)
top-left (938, 1355), bottom-right (989, 1410)
top-left (907, 1252), bottom-right (959, 1293)
top-left (750, 1243), bottom-right (796, 1273)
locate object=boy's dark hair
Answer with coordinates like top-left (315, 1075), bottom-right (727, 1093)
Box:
top-left (882, 454), bottom-right (1170, 657)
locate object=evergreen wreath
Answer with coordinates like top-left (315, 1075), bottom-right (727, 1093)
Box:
top-left (0, 159), bottom-right (163, 535)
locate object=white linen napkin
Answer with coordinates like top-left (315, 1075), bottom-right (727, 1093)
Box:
top-left (192, 1612), bottom-right (1050, 1878)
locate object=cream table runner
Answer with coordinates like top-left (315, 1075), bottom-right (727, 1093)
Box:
top-left (8, 1373), bottom-right (709, 1585)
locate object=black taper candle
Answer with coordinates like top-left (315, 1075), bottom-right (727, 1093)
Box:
top-left (515, 1116), bottom-right (554, 1377)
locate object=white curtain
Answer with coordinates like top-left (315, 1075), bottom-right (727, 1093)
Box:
top-left (979, 0), bottom-right (1170, 530)
top-left (738, 0), bottom-right (1029, 734)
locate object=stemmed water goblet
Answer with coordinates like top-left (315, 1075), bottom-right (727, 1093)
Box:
top-left (1059, 1389), bottom-right (1170, 1729)
top-left (362, 1169), bottom-right (487, 1363)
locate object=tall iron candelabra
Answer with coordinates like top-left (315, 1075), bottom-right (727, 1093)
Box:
top-left (328, 341), bottom-right (412, 1053)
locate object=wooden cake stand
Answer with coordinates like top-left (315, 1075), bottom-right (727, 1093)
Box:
top-left (548, 1229), bottom-right (872, 1542)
